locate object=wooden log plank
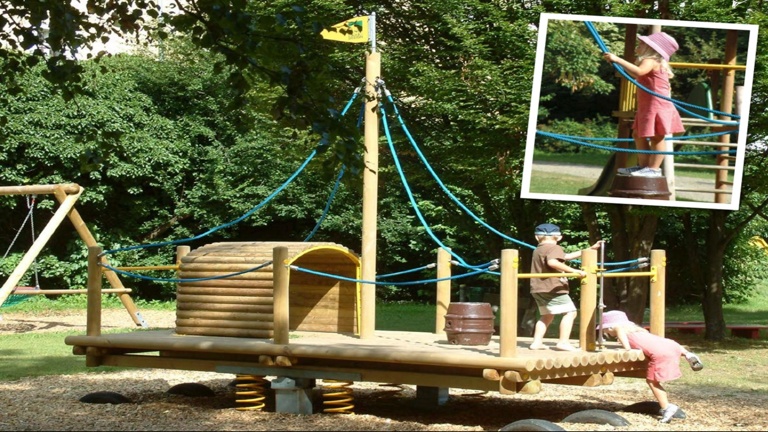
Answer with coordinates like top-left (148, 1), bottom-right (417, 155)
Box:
top-left (0, 184), bottom-right (81, 196)
top-left (177, 271), bottom-right (274, 280)
top-left (482, 369), bottom-right (501, 381)
top-left (543, 373), bottom-right (604, 387)
top-left (176, 294), bottom-right (273, 305)
top-left (176, 310), bottom-right (274, 321)
top-left (175, 318), bottom-right (274, 330)
top-left (174, 326), bottom-right (272, 338)
top-left (178, 280), bottom-right (275, 288)
top-left (176, 302), bottom-right (273, 313)
top-left (177, 286), bottom-right (274, 296)
top-left (179, 263), bottom-right (274, 272)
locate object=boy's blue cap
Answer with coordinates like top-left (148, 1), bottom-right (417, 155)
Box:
top-left (534, 223), bottom-right (561, 236)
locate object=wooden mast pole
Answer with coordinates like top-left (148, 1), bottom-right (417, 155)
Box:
top-left (359, 13), bottom-right (380, 339)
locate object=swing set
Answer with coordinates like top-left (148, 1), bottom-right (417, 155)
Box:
top-left (0, 184), bottom-right (147, 327)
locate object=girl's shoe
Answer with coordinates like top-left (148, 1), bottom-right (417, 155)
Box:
top-left (660, 404), bottom-right (679, 423)
top-left (617, 165), bottom-right (642, 175)
top-left (629, 167), bottom-right (662, 177)
top-left (685, 353), bottom-right (704, 371)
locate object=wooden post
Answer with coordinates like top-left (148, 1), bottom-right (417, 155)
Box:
top-left (0, 187), bottom-right (83, 307)
top-left (499, 249), bottom-right (518, 358)
top-left (175, 245), bottom-right (190, 318)
top-left (649, 249), bottom-right (666, 337)
top-left (359, 48), bottom-right (381, 339)
top-left (434, 248), bottom-right (452, 334)
top-left (86, 246), bottom-right (103, 337)
top-left (51, 185), bottom-right (145, 327)
top-left (176, 245), bottom-right (191, 266)
top-left (615, 24), bottom-right (638, 170)
top-left (579, 249), bottom-right (597, 352)
top-left (716, 30), bottom-right (738, 204)
top-left (273, 246), bottom-right (290, 344)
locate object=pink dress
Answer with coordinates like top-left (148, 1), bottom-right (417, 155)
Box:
top-left (632, 68), bottom-right (686, 138)
top-left (627, 331), bottom-right (683, 382)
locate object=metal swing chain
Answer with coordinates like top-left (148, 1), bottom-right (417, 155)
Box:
top-left (2, 195), bottom-right (41, 290)
top-left (2, 195), bottom-right (37, 260)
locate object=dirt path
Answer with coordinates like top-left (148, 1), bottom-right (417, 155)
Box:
top-left (1, 309), bottom-right (766, 431)
top-left (530, 161), bottom-right (727, 203)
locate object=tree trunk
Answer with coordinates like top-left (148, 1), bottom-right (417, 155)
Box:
top-left (509, 197), bottom-right (540, 337)
top-left (606, 205), bottom-right (658, 323)
top-left (703, 210), bottom-right (728, 340)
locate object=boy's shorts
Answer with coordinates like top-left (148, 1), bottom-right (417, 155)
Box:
top-left (531, 292), bottom-right (576, 315)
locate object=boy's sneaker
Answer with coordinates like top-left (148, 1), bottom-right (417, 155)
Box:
top-left (685, 353), bottom-right (704, 371)
top-left (660, 404), bottom-right (679, 424)
top-left (617, 165), bottom-right (642, 175)
top-left (629, 167), bottom-right (662, 177)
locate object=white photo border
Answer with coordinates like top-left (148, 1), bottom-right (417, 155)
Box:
top-left (521, 13), bottom-right (759, 211)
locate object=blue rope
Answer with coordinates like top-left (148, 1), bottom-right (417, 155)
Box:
top-left (291, 264), bottom-right (494, 286)
top-left (380, 101), bottom-right (486, 270)
top-left (99, 148), bottom-right (318, 258)
top-left (603, 257), bottom-right (647, 267)
top-left (603, 262), bottom-right (649, 273)
top-left (97, 84), bottom-right (367, 283)
top-left (540, 130), bottom-right (733, 143)
top-left (304, 166), bottom-right (345, 242)
top-left (537, 130), bottom-right (736, 155)
top-left (101, 261), bottom-right (273, 283)
top-left (584, 21), bottom-right (739, 126)
top-left (377, 263), bottom-right (436, 279)
top-left (380, 83), bottom-right (536, 251)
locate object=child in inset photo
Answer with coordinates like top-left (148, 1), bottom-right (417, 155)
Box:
top-left (602, 31), bottom-right (686, 178)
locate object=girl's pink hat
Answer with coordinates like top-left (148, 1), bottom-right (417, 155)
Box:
top-left (596, 310), bottom-right (633, 330)
top-left (638, 32), bottom-right (679, 61)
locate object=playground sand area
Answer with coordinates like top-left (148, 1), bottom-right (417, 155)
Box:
top-left (1, 309), bottom-right (766, 431)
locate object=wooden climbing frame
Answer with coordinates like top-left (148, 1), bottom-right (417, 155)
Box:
top-left (0, 184), bottom-right (146, 327)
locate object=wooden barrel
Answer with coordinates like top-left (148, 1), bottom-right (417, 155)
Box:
top-left (443, 302), bottom-right (495, 346)
top-left (609, 176), bottom-right (671, 200)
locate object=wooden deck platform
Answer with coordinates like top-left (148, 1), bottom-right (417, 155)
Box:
top-left (65, 329), bottom-right (647, 395)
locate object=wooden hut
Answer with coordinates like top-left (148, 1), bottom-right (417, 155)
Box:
top-left (175, 242), bottom-right (360, 338)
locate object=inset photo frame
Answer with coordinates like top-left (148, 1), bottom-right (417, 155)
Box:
top-left (521, 13), bottom-right (759, 210)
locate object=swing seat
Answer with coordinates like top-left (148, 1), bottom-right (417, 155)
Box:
top-left (1, 286), bottom-right (39, 308)
top-left (3, 287), bottom-right (35, 307)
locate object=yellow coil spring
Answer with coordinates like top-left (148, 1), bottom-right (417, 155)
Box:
top-left (322, 379), bottom-right (354, 414)
top-left (234, 374), bottom-right (267, 411)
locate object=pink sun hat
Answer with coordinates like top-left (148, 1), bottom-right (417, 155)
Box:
top-left (596, 310), bottom-right (634, 330)
top-left (638, 32), bottom-right (679, 61)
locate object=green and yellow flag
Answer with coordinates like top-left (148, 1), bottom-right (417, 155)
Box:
top-left (321, 16), bottom-right (369, 43)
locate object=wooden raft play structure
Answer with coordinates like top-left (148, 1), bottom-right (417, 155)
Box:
top-left (65, 244), bottom-right (667, 413)
top-left (65, 18), bottom-right (668, 414)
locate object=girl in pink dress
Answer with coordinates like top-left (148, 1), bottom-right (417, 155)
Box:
top-left (597, 310), bottom-right (704, 424)
top-left (602, 32), bottom-right (686, 177)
